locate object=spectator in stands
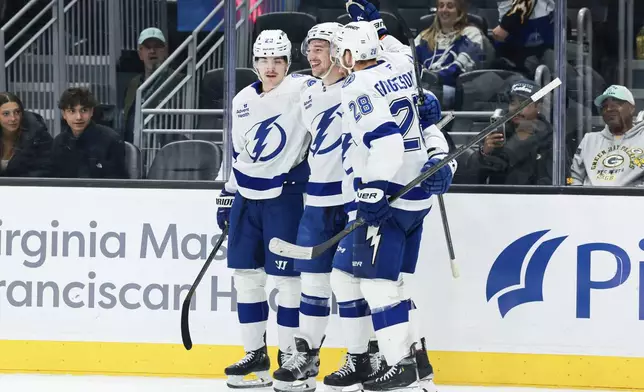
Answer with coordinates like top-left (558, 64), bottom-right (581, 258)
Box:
top-left (0, 92), bottom-right (52, 177)
top-left (52, 88), bottom-right (127, 179)
top-left (459, 80), bottom-right (555, 185)
top-left (491, 0), bottom-right (555, 77)
top-left (414, 0), bottom-right (485, 108)
top-left (123, 27), bottom-right (184, 144)
top-left (571, 85), bottom-right (644, 186)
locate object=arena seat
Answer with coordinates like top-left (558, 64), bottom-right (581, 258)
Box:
top-left (298, 0), bottom-right (346, 23)
top-left (147, 140), bottom-right (222, 181)
top-left (124, 142), bottom-right (143, 179)
top-left (252, 12), bottom-right (318, 72)
top-left (197, 68), bottom-right (257, 142)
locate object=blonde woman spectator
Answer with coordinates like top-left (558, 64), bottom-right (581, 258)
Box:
top-left (414, 0), bottom-right (484, 107)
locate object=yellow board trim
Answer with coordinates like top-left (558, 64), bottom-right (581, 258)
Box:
top-left (0, 340), bottom-right (642, 390)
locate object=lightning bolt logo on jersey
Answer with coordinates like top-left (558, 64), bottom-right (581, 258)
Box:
top-left (301, 80), bottom-right (347, 207)
top-left (245, 114), bottom-right (287, 162)
top-left (227, 74), bottom-right (315, 200)
top-left (310, 103), bottom-right (342, 157)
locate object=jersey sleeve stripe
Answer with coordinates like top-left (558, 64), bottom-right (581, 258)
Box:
top-left (363, 121), bottom-right (402, 148)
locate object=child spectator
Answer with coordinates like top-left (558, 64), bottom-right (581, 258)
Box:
top-left (0, 92), bottom-right (52, 177)
top-left (52, 88), bottom-right (127, 179)
top-left (414, 0), bottom-right (485, 108)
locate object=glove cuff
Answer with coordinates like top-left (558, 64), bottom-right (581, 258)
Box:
top-left (217, 190), bottom-right (235, 207)
top-left (371, 19), bottom-right (388, 38)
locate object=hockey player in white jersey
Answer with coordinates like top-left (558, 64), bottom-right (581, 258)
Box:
top-left (216, 29), bottom-right (315, 389)
top-left (270, 22), bottom-right (350, 392)
top-left (332, 14), bottom-right (456, 391)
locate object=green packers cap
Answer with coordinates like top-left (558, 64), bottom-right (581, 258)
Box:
top-left (594, 85), bottom-right (635, 107)
top-left (138, 27), bottom-right (166, 45)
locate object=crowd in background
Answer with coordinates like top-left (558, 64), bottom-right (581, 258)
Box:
top-left (1, 0), bottom-right (643, 187)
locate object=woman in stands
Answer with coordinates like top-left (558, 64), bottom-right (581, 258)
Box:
top-left (0, 92), bottom-right (52, 177)
top-left (414, 0), bottom-right (485, 108)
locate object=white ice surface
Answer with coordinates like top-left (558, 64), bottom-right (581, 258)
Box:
top-left (0, 374), bottom-right (622, 392)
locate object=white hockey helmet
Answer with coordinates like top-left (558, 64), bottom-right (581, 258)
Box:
top-left (301, 22), bottom-right (344, 54)
top-left (332, 21), bottom-right (380, 71)
top-left (253, 29), bottom-right (292, 65)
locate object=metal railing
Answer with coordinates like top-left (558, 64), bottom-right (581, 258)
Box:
top-left (0, 0), bottom-right (166, 136)
top-left (535, 64), bottom-right (553, 123)
top-left (576, 8), bottom-right (593, 141)
top-left (134, 0), bottom-right (289, 169)
top-left (618, 0), bottom-right (635, 87)
top-left (120, 0), bottom-right (168, 51)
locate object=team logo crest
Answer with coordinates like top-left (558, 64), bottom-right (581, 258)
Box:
top-left (245, 115), bottom-right (287, 162)
top-left (310, 104), bottom-right (343, 156)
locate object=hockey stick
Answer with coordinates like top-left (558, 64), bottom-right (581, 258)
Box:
top-left (181, 225), bottom-right (229, 350)
top-left (269, 78), bottom-right (562, 260)
top-left (378, 2), bottom-right (462, 279)
top-left (433, 114), bottom-right (459, 278)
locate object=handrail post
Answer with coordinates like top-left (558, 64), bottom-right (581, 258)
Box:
top-left (534, 64), bottom-right (552, 123)
top-left (223, 0), bottom-right (237, 183)
top-left (0, 31), bottom-right (6, 92)
top-left (626, 0), bottom-right (634, 88)
top-left (618, 0), bottom-right (626, 85)
top-left (577, 8), bottom-right (592, 141)
top-left (552, 0), bottom-right (567, 187)
top-left (52, 0), bottom-right (66, 137)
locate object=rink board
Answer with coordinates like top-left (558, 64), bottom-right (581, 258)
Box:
top-left (0, 187), bottom-right (643, 390)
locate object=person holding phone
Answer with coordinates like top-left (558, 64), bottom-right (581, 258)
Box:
top-left (462, 79), bottom-right (557, 185)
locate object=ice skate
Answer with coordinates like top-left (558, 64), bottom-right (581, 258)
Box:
top-left (323, 352), bottom-right (371, 391)
top-left (272, 337), bottom-right (320, 392)
top-left (416, 338), bottom-right (438, 392)
top-left (362, 345), bottom-right (420, 391)
top-left (366, 340), bottom-right (388, 382)
top-left (224, 344), bottom-right (272, 389)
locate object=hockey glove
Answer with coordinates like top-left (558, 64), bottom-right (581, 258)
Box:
top-left (420, 158), bottom-right (453, 195)
top-left (216, 190), bottom-right (235, 231)
top-left (414, 92), bottom-right (442, 129)
top-left (356, 180), bottom-right (391, 226)
top-left (345, 0), bottom-right (388, 38)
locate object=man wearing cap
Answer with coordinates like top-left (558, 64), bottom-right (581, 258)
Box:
top-left (571, 85), bottom-right (644, 186)
top-left (459, 79), bottom-right (555, 184)
top-left (123, 27), bottom-right (184, 144)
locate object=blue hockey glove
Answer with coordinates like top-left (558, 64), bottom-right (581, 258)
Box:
top-left (414, 92), bottom-right (442, 129)
top-left (216, 190), bottom-right (235, 231)
top-left (356, 180), bottom-right (391, 226)
top-left (345, 0), bottom-right (388, 37)
top-left (420, 157), bottom-right (453, 195)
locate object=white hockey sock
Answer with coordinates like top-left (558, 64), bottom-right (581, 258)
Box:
top-left (299, 273), bottom-right (332, 349)
top-left (331, 269), bottom-right (372, 354)
top-left (405, 299), bottom-right (422, 347)
top-left (233, 269), bottom-right (269, 351)
top-left (361, 278), bottom-right (412, 365)
top-left (274, 276), bottom-right (301, 352)
top-left (338, 298), bottom-right (373, 354)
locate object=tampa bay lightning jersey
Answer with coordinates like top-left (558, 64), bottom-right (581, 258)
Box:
top-left (225, 73), bottom-right (315, 199)
top-left (341, 35), bottom-right (432, 212)
top-left (300, 78), bottom-right (346, 207)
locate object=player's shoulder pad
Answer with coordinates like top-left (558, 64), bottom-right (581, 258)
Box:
top-left (342, 73), bottom-right (357, 89)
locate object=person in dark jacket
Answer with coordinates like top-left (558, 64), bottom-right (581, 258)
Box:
top-left (52, 88), bottom-right (127, 179)
top-left (460, 80), bottom-right (559, 185)
top-left (0, 92), bottom-right (52, 177)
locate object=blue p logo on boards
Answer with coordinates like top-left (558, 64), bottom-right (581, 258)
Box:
top-left (486, 230), bottom-right (641, 319)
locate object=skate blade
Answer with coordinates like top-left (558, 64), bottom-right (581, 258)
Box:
top-left (227, 371), bottom-right (273, 389)
top-left (323, 382), bottom-right (363, 392)
top-left (363, 380), bottom-right (421, 392)
top-left (273, 377), bottom-right (316, 392)
top-left (419, 379), bottom-right (438, 392)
